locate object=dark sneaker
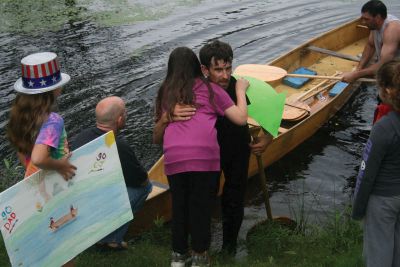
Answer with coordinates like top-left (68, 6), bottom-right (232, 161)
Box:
top-left (191, 252), bottom-right (210, 267)
top-left (171, 251), bottom-right (191, 267)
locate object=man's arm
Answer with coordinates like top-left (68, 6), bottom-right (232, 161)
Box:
top-left (343, 23), bottom-right (400, 82)
top-left (357, 32), bottom-right (376, 70)
top-left (153, 112), bottom-right (169, 145)
top-left (377, 22), bottom-right (400, 64)
top-left (342, 32), bottom-right (375, 82)
top-left (152, 105), bottom-right (196, 144)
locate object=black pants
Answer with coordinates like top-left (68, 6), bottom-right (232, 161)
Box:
top-left (167, 171), bottom-right (219, 254)
top-left (221, 149), bottom-right (250, 253)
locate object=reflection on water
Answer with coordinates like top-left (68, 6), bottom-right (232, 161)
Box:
top-left (1, 0), bottom-right (400, 256)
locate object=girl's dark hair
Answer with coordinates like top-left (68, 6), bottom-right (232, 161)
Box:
top-left (377, 59), bottom-right (400, 111)
top-left (155, 47), bottom-right (214, 121)
top-left (7, 91), bottom-right (55, 154)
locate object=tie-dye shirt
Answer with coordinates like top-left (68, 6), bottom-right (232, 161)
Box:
top-left (24, 112), bottom-right (69, 177)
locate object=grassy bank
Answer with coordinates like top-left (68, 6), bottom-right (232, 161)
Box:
top-left (245, 211), bottom-right (364, 267)
top-left (0, 160), bottom-right (363, 266)
top-left (0, 209), bottom-right (364, 267)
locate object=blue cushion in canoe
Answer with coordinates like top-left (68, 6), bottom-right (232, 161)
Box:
top-left (283, 67), bottom-right (317, 89)
top-left (329, 82), bottom-right (348, 97)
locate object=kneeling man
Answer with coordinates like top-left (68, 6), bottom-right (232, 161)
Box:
top-left (71, 96), bottom-right (152, 250)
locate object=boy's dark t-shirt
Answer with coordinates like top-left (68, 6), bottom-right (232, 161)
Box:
top-left (215, 77), bottom-right (251, 161)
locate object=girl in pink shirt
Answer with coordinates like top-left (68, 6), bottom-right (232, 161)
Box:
top-left (154, 47), bottom-right (248, 266)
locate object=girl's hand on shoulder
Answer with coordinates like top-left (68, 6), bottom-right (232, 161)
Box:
top-left (236, 77), bottom-right (250, 93)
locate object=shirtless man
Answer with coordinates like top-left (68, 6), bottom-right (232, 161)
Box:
top-left (342, 0), bottom-right (400, 83)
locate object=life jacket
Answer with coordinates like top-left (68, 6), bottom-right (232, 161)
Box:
top-left (373, 103), bottom-right (393, 124)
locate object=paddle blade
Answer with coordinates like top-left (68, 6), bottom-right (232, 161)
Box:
top-left (234, 64), bottom-right (287, 83)
top-left (234, 75), bottom-right (285, 137)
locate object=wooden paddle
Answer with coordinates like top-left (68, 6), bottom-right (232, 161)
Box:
top-left (307, 46), bottom-right (360, 62)
top-left (246, 122), bottom-right (296, 227)
top-left (234, 64), bottom-right (376, 83)
top-left (282, 101), bottom-right (309, 121)
top-left (302, 80), bottom-right (338, 101)
top-left (248, 125), bottom-right (273, 220)
top-left (286, 72), bottom-right (340, 104)
top-left (283, 73), bottom-right (341, 121)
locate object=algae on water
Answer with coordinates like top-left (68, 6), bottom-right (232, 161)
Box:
top-left (0, 0), bottom-right (203, 33)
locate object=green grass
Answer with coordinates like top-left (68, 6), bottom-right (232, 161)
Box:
top-left (245, 211), bottom-right (364, 267)
top-left (0, 239), bottom-right (10, 267)
top-left (0, 160), bottom-right (363, 266)
top-left (0, 158), bottom-right (24, 192)
top-left (0, 211), bottom-right (364, 267)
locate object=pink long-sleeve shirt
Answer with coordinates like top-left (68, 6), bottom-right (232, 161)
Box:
top-left (163, 78), bottom-right (234, 175)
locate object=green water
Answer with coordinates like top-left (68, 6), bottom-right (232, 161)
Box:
top-left (0, 0), bottom-right (203, 33)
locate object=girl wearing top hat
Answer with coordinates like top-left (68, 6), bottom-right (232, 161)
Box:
top-left (7, 52), bottom-right (76, 267)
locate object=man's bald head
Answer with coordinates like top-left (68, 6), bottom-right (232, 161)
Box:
top-left (96, 96), bottom-right (126, 131)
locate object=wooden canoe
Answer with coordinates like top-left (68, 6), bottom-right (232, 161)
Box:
top-left (128, 18), bottom-right (370, 236)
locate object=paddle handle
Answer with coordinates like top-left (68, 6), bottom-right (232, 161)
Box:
top-left (301, 80), bottom-right (338, 101)
top-left (256, 155), bottom-right (273, 221)
top-left (286, 73), bottom-right (375, 83)
top-left (249, 126), bottom-right (273, 221)
top-left (296, 72), bottom-right (341, 101)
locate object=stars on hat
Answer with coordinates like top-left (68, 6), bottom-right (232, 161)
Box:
top-left (21, 71), bottom-right (62, 90)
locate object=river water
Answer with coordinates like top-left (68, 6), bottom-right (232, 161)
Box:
top-left (1, 0), bottom-right (400, 256)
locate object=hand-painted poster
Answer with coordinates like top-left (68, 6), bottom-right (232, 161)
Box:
top-left (0, 131), bottom-right (133, 267)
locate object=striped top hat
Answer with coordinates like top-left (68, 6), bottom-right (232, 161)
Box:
top-left (14, 52), bottom-right (70, 94)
